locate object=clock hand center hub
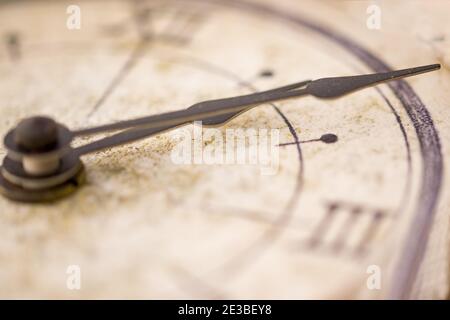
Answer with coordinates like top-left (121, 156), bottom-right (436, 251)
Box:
top-left (14, 116), bottom-right (61, 176)
top-left (0, 116), bottom-right (85, 202)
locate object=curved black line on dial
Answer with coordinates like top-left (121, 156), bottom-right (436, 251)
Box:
top-left (177, 55), bottom-right (305, 277)
top-left (374, 87), bottom-right (412, 217)
top-left (203, 0), bottom-right (442, 299)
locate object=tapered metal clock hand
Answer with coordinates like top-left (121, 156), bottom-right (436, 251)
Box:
top-left (0, 64), bottom-right (440, 202)
top-left (72, 64), bottom-right (440, 154)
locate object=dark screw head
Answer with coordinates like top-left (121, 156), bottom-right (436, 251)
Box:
top-left (14, 116), bottom-right (59, 151)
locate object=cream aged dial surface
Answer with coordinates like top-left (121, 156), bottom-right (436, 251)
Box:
top-left (0, 0), bottom-right (449, 299)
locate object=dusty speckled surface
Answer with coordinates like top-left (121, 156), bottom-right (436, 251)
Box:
top-left (0, 0), bottom-right (448, 299)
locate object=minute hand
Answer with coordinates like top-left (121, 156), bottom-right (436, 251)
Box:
top-left (73, 64), bottom-right (440, 155)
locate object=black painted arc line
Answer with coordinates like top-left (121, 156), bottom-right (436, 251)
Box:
top-left (196, 0), bottom-right (443, 299)
top-left (178, 54), bottom-right (304, 277)
top-left (87, 0), bottom-right (208, 119)
top-left (375, 87), bottom-right (413, 218)
top-left (86, 39), bottom-right (148, 118)
top-left (173, 2), bottom-right (409, 282)
top-left (87, 0), bottom-right (153, 119)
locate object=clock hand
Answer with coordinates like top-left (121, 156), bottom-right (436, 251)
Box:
top-left (305, 63), bottom-right (440, 98)
top-left (3, 64), bottom-right (441, 163)
top-left (0, 64), bottom-right (441, 202)
top-left (73, 64), bottom-right (439, 137)
top-left (73, 79), bottom-right (312, 155)
top-left (72, 79), bottom-right (312, 137)
top-left (72, 64), bottom-right (440, 155)
top-left (2, 79), bottom-right (311, 171)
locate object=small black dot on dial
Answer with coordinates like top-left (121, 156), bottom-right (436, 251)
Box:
top-left (320, 133), bottom-right (338, 144)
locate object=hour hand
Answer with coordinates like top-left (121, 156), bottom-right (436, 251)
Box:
top-left (73, 79), bottom-right (313, 155)
top-left (72, 79), bottom-right (313, 137)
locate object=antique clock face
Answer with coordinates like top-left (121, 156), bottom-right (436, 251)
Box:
top-left (0, 0), bottom-right (448, 299)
